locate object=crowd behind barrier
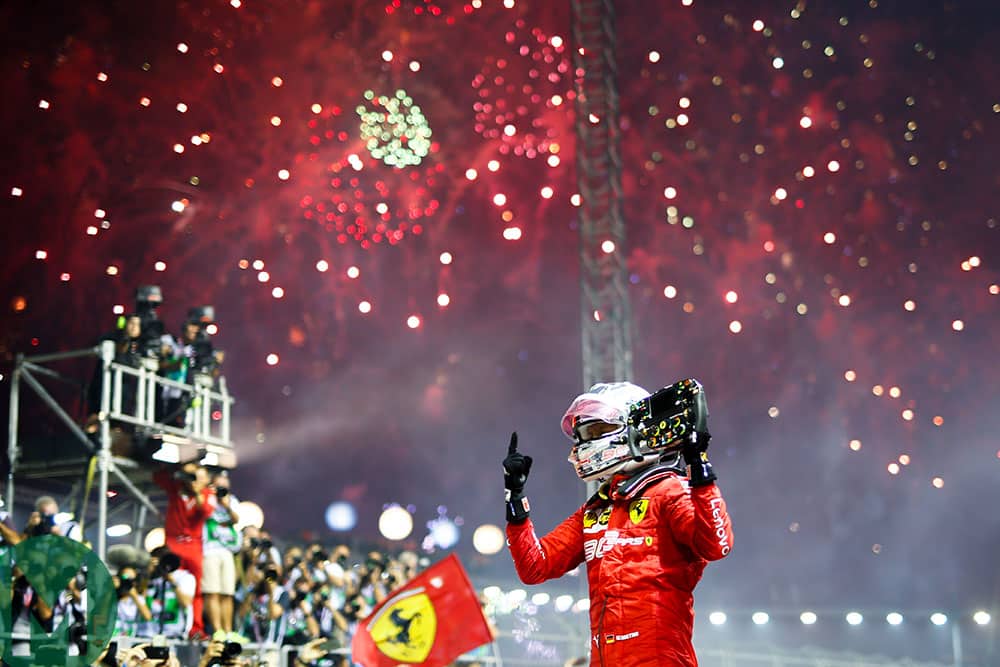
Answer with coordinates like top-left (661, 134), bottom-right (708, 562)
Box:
top-left (0, 468), bottom-right (506, 667)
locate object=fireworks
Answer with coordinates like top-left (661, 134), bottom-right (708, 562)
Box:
top-left (1, 0), bottom-right (997, 616)
top-left (357, 89), bottom-right (433, 167)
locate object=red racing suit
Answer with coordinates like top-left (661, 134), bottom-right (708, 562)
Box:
top-left (506, 464), bottom-right (733, 667)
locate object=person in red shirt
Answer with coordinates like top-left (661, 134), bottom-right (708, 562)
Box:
top-left (154, 462), bottom-right (216, 639)
top-left (504, 381), bottom-right (734, 667)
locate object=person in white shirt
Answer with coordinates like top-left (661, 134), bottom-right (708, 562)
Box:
top-left (203, 471), bottom-right (241, 634)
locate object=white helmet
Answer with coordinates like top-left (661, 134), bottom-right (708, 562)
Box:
top-left (562, 382), bottom-right (663, 482)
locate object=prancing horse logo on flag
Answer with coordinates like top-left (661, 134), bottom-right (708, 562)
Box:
top-left (368, 588), bottom-right (438, 662)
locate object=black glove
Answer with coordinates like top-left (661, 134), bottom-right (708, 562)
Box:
top-left (503, 432), bottom-right (532, 523)
top-left (682, 431), bottom-right (717, 487)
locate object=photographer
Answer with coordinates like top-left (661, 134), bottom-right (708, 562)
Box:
top-left (158, 320), bottom-right (201, 427)
top-left (198, 637), bottom-right (247, 667)
top-left (282, 545), bottom-right (308, 588)
top-left (113, 565), bottom-right (153, 638)
top-left (203, 471), bottom-right (241, 635)
top-left (113, 641), bottom-right (183, 667)
top-left (240, 527), bottom-right (282, 578)
top-left (312, 585), bottom-right (352, 665)
top-left (293, 637), bottom-right (347, 667)
top-left (23, 495), bottom-right (81, 541)
top-left (284, 574), bottom-right (321, 645)
top-left (8, 567), bottom-right (54, 659)
top-left (85, 312), bottom-right (161, 434)
top-left (337, 590), bottom-right (370, 646)
top-left (357, 551), bottom-right (390, 607)
top-left (140, 546), bottom-right (197, 639)
top-left (51, 569), bottom-right (89, 658)
top-left (154, 462), bottom-right (217, 638)
top-left (238, 559), bottom-right (289, 646)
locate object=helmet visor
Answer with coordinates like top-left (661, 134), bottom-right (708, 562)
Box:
top-left (573, 419), bottom-right (625, 443)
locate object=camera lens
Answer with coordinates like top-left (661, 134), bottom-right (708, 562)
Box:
top-left (222, 642), bottom-right (242, 659)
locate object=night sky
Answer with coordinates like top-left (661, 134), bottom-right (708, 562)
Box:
top-left (1, 0), bottom-right (998, 624)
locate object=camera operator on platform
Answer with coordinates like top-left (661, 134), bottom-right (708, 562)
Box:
top-left (85, 313), bottom-right (149, 433)
top-left (158, 319), bottom-right (201, 427)
top-left (154, 462), bottom-right (217, 638)
top-left (504, 380), bottom-right (734, 667)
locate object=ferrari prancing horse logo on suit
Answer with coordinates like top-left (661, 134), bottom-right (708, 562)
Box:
top-left (629, 499), bottom-right (650, 525)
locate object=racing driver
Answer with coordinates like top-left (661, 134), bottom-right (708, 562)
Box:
top-left (504, 381), bottom-right (734, 666)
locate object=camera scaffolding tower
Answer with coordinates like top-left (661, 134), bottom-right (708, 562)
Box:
top-left (6, 340), bottom-right (235, 559)
top-left (572, 0), bottom-right (633, 393)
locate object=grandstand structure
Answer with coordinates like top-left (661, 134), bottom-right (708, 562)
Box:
top-left (6, 339), bottom-right (235, 558)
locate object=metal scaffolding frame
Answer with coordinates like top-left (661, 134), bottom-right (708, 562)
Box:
top-left (572, 0), bottom-right (633, 394)
top-left (6, 339), bottom-right (235, 558)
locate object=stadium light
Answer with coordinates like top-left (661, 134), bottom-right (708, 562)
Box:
top-left (144, 527), bottom-right (166, 551)
top-left (531, 592), bottom-right (551, 606)
top-left (507, 589), bottom-right (527, 605)
top-left (235, 501), bottom-right (265, 530)
top-left (378, 505), bottom-right (413, 541)
top-left (800, 611), bottom-right (818, 625)
top-left (472, 524), bottom-right (505, 555)
top-left (708, 611), bottom-right (727, 626)
top-left (752, 611), bottom-right (770, 625)
top-left (325, 501), bottom-right (358, 531)
top-left (572, 598), bottom-right (591, 613)
top-left (106, 523), bottom-right (132, 537)
top-left (930, 613), bottom-right (948, 626)
top-left (846, 612), bottom-right (864, 626)
top-left (482, 586), bottom-right (502, 601)
top-left (973, 611), bottom-right (991, 625)
top-left (554, 595), bottom-right (574, 612)
top-left (886, 612), bottom-right (904, 626)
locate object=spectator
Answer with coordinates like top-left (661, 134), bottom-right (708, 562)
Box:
top-left (140, 546), bottom-right (197, 639)
top-left (113, 565), bottom-right (153, 638)
top-left (203, 471), bottom-right (241, 635)
top-left (154, 462), bottom-right (217, 638)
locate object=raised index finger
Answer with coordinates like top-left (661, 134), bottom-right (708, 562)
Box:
top-left (507, 431), bottom-right (518, 456)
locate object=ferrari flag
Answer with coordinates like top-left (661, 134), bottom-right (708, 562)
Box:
top-left (351, 553), bottom-right (493, 667)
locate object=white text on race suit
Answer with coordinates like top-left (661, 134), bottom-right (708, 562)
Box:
top-left (710, 498), bottom-right (730, 555)
top-left (584, 530), bottom-right (647, 561)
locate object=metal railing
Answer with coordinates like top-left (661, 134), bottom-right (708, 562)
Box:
top-left (6, 340), bottom-right (235, 559)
